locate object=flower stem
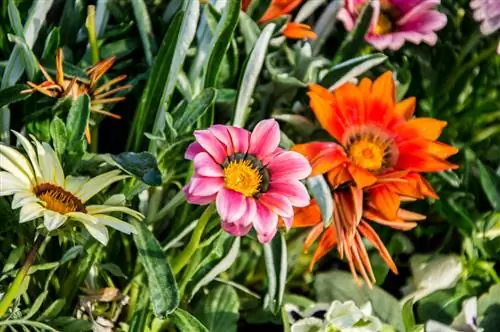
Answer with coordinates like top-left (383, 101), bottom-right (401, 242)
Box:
top-left (0, 235), bottom-right (45, 318)
top-left (85, 5), bottom-right (99, 65)
top-left (172, 204), bottom-right (215, 275)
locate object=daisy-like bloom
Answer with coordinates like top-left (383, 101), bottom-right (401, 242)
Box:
top-left (184, 119), bottom-right (311, 243)
top-left (244, 0), bottom-right (317, 40)
top-left (470, 0), bottom-right (500, 54)
top-left (294, 187), bottom-right (425, 287)
top-left (0, 131), bottom-right (143, 245)
top-left (293, 71), bottom-right (458, 220)
top-left (22, 48), bottom-right (131, 142)
top-left (338, 0), bottom-right (448, 50)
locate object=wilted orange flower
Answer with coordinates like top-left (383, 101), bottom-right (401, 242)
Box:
top-left (22, 49), bottom-right (131, 143)
top-left (294, 187), bottom-right (425, 288)
top-left (243, 0), bottom-right (317, 40)
top-left (293, 71), bottom-right (458, 219)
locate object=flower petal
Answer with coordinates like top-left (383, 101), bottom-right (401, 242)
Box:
top-left (0, 171), bottom-right (30, 195)
top-left (269, 180), bottom-right (310, 207)
top-left (259, 192), bottom-right (293, 218)
top-left (193, 152), bottom-right (224, 177)
top-left (43, 210), bottom-right (67, 231)
top-left (12, 131), bottom-right (42, 180)
top-left (227, 126), bottom-right (250, 154)
top-left (94, 214), bottom-right (137, 234)
top-left (74, 170), bottom-right (129, 203)
top-left (194, 130), bottom-right (227, 164)
top-left (185, 142), bottom-right (204, 160)
top-left (248, 119), bottom-right (281, 159)
top-left (187, 176), bottom-right (224, 196)
top-left (267, 151), bottom-right (312, 181)
top-left (79, 218), bottom-right (109, 245)
top-left (253, 202), bottom-right (278, 243)
top-left (19, 203), bottom-right (44, 223)
top-left (183, 185), bottom-right (217, 205)
top-left (0, 144), bottom-right (34, 186)
top-left (221, 219), bottom-right (252, 237)
top-left (86, 205), bottom-right (144, 220)
top-left (216, 188), bottom-right (246, 222)
top-left (209, 125), bottom-right (234, 156)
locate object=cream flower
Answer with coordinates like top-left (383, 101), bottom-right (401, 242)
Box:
top-left (0, 131), bottom-right (143, 245)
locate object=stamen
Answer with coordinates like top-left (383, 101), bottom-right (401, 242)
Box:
top-left (223, 158), bottom-right (264, 197)
top-left (34, 183), bottom-right (86, 214)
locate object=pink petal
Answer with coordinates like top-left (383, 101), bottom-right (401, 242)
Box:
top-left (187, 176), bottom-right (224, 196)
top-left (399, 12), bottom-right (448, 34)
top-left (282, 216), bottom-right (293, 231)
top-left (183, 185), bottom-right (217, 205)
top-left (216, 188), bottom-right (247, 222)
top-left (194, 130), bottom-right (227, 164)
top-left (259, 193), bottom-right (293, 218)
top-left (227, 126), bottom-right (250, 154)
top-left (248, 119), bottom-right (281, 159)
top-left (267, 151), bottom-right (312, 181)
top-left (194, 152), bottom-right (224, 177)
top-left (243, 197), bottom-right (257, 226)
top-left (337, 8), bottom-right (355, 31)
top-left (397, 0), bottom-right (441, 26)
top-left (366, 34), bottom-right (393, 50)
top-left (268, 180), bottom-right (310, 207)
top-left (185, 142), bottom-right (204, 160)
top-left (209, 125), bottom-right (234, 156)
top-left (253, 202), bottom-right (278, 244)
top-left (221, 219), bottom-right (252, 237)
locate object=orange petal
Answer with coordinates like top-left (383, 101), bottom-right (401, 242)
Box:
top-left (359, 221), bottom-right (398, 274)
top-left (425, 141), bottom-right (459, 159)
top-left (397, 151), bottom-right (459, 172)
top-left (326, 164), bottom-right (352, 188)
top-left (358, 77), bottom-right (373, 95)
top-left (405, 118), bottom-right (447, 140)
top-left (304, 223), bottom-right (324, 253)
top-left (355, 232), bottom-right (376, 284)
top-left (308, 85), bottom-right (344, 140)
top-left (310, 147), bottom-right (348, 176)
top-left (283, 22), bottom-right (317, 40)
top-left (85, 124), bottom-right (92, 144)
top-left (347, 164), bottom-right (377, 189)
top-left (292, 142), bottom-right (339, 162)
top-left (413, 173), bottom-right (439, 199)
top-left (398, 208), bottom-right (426, 221)
top-left (259, 0), bottom-right (303, 22)
top-left (293, 200), bottom-right (322, 228)
top-left (394, 97), bottom-right (416, 119)
top-left (333, 83), bottom-right (366, 126)
top-left (371, 71), bottom-right (395, 110)
top-left (309, 226), bottom-right (337, 271)
top-left (369, 186), bottom-right (400, 220)
top-left (242, 0), bottom-right (251, 11)
top-left (363, 209), bottom-right (417, 231)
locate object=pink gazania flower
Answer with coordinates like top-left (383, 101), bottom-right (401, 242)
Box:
top-left (338, 0), bottom-right (448, 51)
top-left (470, 0), bottom-right (500, 54)
top-left (184, 119), bottom-right (312, 243)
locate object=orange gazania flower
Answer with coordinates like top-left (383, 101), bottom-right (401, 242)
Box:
top-left (293, 71), bottom-right (458, 219)
top-left (294, 187), bottom-right (425, 288)
top-left (244, 0), bottom-right (317, 40)
top-left (22, 49), bottom-right (131, 143)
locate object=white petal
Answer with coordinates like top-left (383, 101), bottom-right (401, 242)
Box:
top-left (12, 191), bottom-right (38, 209)
top-left (42, 142), bottom-right (64, 186)
top-left (103, 194), bottom-right (126, 206)
top-left (0, 171), bottom-right (30, 195)
top-left (32, 138), bottom-right (54, 183)
top-left (66, 211), bottom-right (98, 224)
top-left (0, 145), bottom-right (34, 185)
top-left (43, 210), bottom-right (67, 231)
top-left (12, 131), bottom-right (42, 180)
top-left (74, 170), bottom-right (129, 203)
top-left (86, 205), bottom-right (144, 220)
top-left (64, 176), bottom-right (89, 194)
top-left (19, 203), bottom-right (45, 223)
top-left (80, 219), bottom-right (109, 245)
top-left (94, 214), bottom-right (137, 234)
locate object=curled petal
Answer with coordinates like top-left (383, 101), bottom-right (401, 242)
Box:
top-left (248, 119), bottom-right (281, 159)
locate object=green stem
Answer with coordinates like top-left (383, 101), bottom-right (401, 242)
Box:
top-left (85, 5), bottom-right (99, 65)
top-left (90, 126), bottom-right (99, 153)
top-left (172, 204), bottom-right (215, 275)
top-left (0, 235), bottom-right (45, 318)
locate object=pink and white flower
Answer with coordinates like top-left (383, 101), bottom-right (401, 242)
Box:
top-left (184, 119), bottom-right (311, 243)
top-left (338, 0), bottom-right (448, 51)
top-left (470, 0), bottom-right (500, 54)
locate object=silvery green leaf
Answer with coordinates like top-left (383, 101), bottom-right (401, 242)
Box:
top-left (306, 176), bottom-right (333, 227)
top-left (295, 0), bottom-right (327, 23)
top-left (312, 0), bottom-right (344, 54)
top-left (233, 23), bottom-right (275, 127)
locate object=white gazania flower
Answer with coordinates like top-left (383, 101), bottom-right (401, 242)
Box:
top-left (0, 131), bottom-right (143, 245)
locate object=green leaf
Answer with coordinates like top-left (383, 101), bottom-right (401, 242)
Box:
top-left (58, 0), bottom-right (85, 46)
top-left (50, 116), bottom-right (67, 158)
top-left (239, 12), bottom-right (261, 54)
top-left (48, 317), bottom-right (92, 332)
top-left (306, 175), bottom-right (333, 227)
top-left (66, 94), bottom-right (90, 147)
top-left (59, 245), bottom-right (83, 265)
top-left (0, 84), bottom-right (31, 108)
top-left (396, 69), bottom-right (412, 101)
top-left (233, 23), bottom-right (275, 127)
top-left (312, 0), bottom-right (344, 54)
top-left (331, 2), bottom-right (373, 65)
top-left (314, 270), bottom-right (403, 330)
top-left (199, 0), bottom-right (241, 127)
top-left (173, 308), bottom-right (209, 332)
top-left (321, 53), bottom-right (387, 89)
top-left (263, 232), bottom-right (287, 314)
top-left (132, 219), bottom-right (179, 318)
top-left (100, 263), bottom-right (127, 279)
top-left (478, 284), bottom-right (500, 330)
top-left (23, 291), bottom-right (48, 320)
top-left (7, 34), bottom-right (39, 80)
top-left (38, 299), bottom-right (66, 320)
top-left (196, 285), bottom-right (240, 332)
top-left (187, 234), bottom-right (240, 300)
top-left (1, 245), bottom-right (25, 273)
top-left (477, 160), bottom-right (500, 211)
top-left (175, 88), bottom-right (217, 133)
top-left (41, 27), bottom-right (60, 61)
top-left (402, 298), bottom-right (416, 332)
top-left (108, 151), bottom-right (162, 186)
top-left (7, 0), bottom-right (23, 37)
top-left (131, 0), bottom-right (157, 65)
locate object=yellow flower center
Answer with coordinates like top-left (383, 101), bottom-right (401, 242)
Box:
top-left (34, 183), bottom-right (86, 214)
top-left (374, 13), bottom-right (393, 35)
top-left (344, 126), bottom-right (398, 173)
top-left (223, 160), bottom-right (262, 197)
top-left (348, 139), bottom-right (385, 171)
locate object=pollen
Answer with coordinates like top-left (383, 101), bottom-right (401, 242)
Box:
top-left (349, 139), bottom-right (385, 171)
top-left (34, 183), bottom-right (86, 214)
top-left (223, 160), bottom-right (262, 197)
top-left (374, 13), bottom-right (393, 35)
